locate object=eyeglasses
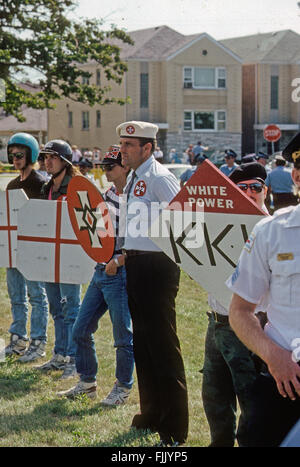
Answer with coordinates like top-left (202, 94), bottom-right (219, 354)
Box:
top-left (237, 182), bottom-right (264, 193)
top-left (8, 152), bottom-right (25, 160)
top-left (102, 164), bottom-right (117, 172)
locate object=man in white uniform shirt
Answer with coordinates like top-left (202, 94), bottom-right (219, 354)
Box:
top-left (117, 121), bottom-right (189, 447)
top-left (202, 162), bottom-right (269, 447)
top-left (227, 132), bottom-right (300, 446)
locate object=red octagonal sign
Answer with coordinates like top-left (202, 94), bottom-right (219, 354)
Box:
top-left (67, 176), bottom-right (115, 263)
top-left (263, 124), bottom-right (281, 143)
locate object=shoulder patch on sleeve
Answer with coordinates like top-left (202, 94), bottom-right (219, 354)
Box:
top-left (244, 232), bottom-right (256, 253)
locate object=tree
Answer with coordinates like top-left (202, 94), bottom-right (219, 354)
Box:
top-left (0, 0), bottom-right (133, 120)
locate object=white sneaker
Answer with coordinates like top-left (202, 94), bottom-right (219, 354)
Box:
top-left (5, 334), bottom-right (28, 356)
top-left (57, 380), bottom-right (97, 399)
top-left (18, 339), bottom-right (46, 363)
top-left (100, 380), bottom-right (131, 406)
top-left (33, 352), bottom-right (66, 371)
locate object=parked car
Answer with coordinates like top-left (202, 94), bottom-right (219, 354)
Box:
top-left (163, 163), bottom-right (192, 180)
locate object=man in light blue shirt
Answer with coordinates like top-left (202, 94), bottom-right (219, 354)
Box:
top-left (179, 154), bottom-right (206, 188)
top-left (118, 120), bottom-right (189, 447)
top-left (265, 154), bottom-right (298, 211)
top-left (219, 149), bottom-right (239, 177)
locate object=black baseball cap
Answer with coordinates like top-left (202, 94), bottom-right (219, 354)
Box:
top-left (100, 145), bottom-right (123, 167)
top-left (229, 162), bottom-right (267, 184)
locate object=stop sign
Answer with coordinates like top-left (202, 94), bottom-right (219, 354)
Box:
top-left (263, 124), bottom-right (281, 142)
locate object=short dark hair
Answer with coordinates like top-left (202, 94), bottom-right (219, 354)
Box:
top-left (138, 138), bottom-right (156, 154)
top-left (275, 159), bottom-right (286, 167)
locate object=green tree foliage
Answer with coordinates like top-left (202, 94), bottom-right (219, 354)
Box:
top-left (0, 0), bottom-right (133, 120)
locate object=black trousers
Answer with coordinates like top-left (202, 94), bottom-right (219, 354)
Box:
top-left (125, 252), bottom-right (189, 443)
top-left (243, 370), bottom-right (300, 446)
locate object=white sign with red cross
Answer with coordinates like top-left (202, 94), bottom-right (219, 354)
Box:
top-left (0, 189), bottom-right (28, 268)
top-left (16, 199), bottom-right (96, 284)
top-left (149, 159), bottom-right (267, 310)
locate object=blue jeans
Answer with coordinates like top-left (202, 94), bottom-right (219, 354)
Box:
top-left (72, 264), bottom-right (134, 388)
top-left (45, 282), bottom-right (81, 358)
top-left (6, 267), bottom-right (48, 341)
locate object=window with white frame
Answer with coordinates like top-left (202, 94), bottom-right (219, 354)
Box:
top-left (82, 111), bottom-right (90, 130)
top-left (183, 110), bottom-right (226, 131)
top-left (183, 67), bottom-right (226, 89)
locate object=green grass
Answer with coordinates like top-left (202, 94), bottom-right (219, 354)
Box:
top-left (0, 267), bottom-right (211, 447)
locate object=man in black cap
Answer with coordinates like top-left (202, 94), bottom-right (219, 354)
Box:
top-left (57, 146), bottom-right (134, 405)
top-left (202, 162), bottom-right (269, 447)
top-left (227, 132), bottom-right (300, 446)
top-left (255, 151), bottom-right (269, 169)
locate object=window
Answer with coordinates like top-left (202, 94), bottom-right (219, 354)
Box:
top-left (68, 111), bottom-right (73, 128)
top-left (82, 111), bottom-right (89, 130)
top-left (271, 75), bottom-right (279, 110)
top-left (96, 69), bottom-right (101, 86)
top-left (96, 110), bottom-right (101, 128)
top-left (217, 111), bottom-right (226, 130)
top-left (184, 68), bottom-right (193, 88)
top-left (183, 111), bottom-right (192, 130)
top-left (183, 110), bottom-right (226, 131)
top-left (82, 75), bottom-right (90, 85)
top-left (217, 68), bottom-right (226, 88)
top-left (194, 111), bottom-right (214, 130)
top-left (183, 67), bottom-right (226, 89)
top-left (140, 73), bottom-right (149, 108)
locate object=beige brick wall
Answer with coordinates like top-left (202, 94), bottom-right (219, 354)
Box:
top-left (48, 36), bottom-right (242, 152)
top-left (163, 37), bottom-right (242, 133)
top-left (290, 64), bottom-right (300, 123)
top-left (257, 63), bottom-right (300, 124)
top-left (48, 64), bottom-right (126, 152)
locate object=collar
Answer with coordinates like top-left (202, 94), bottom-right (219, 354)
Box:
top-left (283, 203), bottom-right (300, 228)
top-left (135, 155), bottom-right (154, 178)
top-left (60, 174), bottom-right (72, 188)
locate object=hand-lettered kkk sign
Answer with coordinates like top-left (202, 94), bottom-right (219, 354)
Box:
top-left (67, 176), bottom-right (115, 263)
top-left (17, 199), bottom-right (96, 284)
top-left (0, 189), bottom-right (28, 268)
top-left (149, 159), bottom-right (266, 310)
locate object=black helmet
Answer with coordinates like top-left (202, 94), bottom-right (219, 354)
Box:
top-left (40, 139), bottom-right (72, 165)
top-left (79, 158), bottom-right (93, 169)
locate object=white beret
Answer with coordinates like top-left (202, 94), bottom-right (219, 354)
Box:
top-left (116, 121), bottom-right (158, 139)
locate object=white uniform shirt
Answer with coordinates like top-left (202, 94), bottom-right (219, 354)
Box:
top-left (210, 203), bottom-right (270, 316)
top-left (123, 155), bottom-right (180, 251)
top-left (226, 204), bottom-right (300, 351)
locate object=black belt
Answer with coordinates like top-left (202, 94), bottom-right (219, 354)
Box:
top-left (122, 249), bottom-right (162, 257)
top-left (208, 311), bottom-right (229, 324)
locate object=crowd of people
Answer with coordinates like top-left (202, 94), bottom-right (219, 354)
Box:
top-left (2, 123), bottom-right (300, 447)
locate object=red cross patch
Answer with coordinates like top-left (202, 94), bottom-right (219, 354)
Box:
top-left (134, 180), bottom-right (147, 197)
top-left (126, 125), bottom-right (135, 135)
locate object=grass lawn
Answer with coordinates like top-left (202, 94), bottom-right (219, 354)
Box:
top-left (0, 267), bottom-right (211, 447)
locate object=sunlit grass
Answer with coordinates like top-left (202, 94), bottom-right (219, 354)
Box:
top-left (0, 268), bottom-right (210, 447)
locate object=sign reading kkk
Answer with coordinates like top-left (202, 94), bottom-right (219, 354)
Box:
top-left (67, 176), bottom-right (115, 263)
top-left (0, 189), bottom-right (28, 268)
top-left (149, 159), bottom-right (266, 310)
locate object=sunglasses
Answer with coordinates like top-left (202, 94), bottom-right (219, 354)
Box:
top-left (237, 182), bottom-right (264, 193)
top-left (8, 152), bottom-right (25, 160)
